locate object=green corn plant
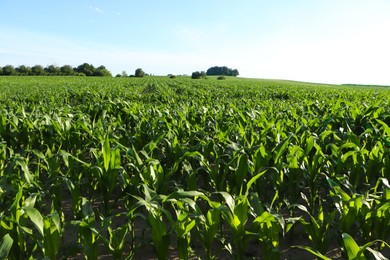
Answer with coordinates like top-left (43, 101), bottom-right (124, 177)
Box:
top-left (145, 204), bottom-right (170, 260)
top-left (247, 174), bottom-right (283, 259)
top-left (131, 184), bottom-right (172, 260)
top-left (163, 190), bottom-right (206, 260)
top-left (361, 178), bottom-right (390, 245)
top-left (63, 177), bottom-right (82, 218)
top-left (23, 205), bottom-right (62, 259)
top-left (218, 170), bottom-right (267, 259)
top-left (292, 193), bottom-right (337, 255)
top-left (60, 150), bottom-right (93, 217)
top-left (201, 142), bottom-right (222, 185)
top-left (0, 141), bottom-right (8, 175)
top-left (173, 210), bottom-right (196, 259)
top-left (305, 143), bottom-right (328, 214)
top-left (250, 210), bottom-right (281, 260)
top-left (12, 154), bottom-right (35, 185)
top-left (73, 197), bottom-right (99, 260)
top-left (327, 177), bottom-right (364, 235)
top-left (218, 191), bottom-right (249, 259)
top-left (100, 214), bottom-right (131, 260)
top-left (31, 148), bottom-right (65, 221)
top-left (90, 134), bottom-right (121, 214)
top-left (336, 141), bottom-right (369, 189)
top-left (0, 186), bottom-right (30, 259)
top-left (342, 233), bottom-right (390, 260)
top-left (167, 193), bottom-right (206, 252)
top-left (108, 224), bottom-right (130, 259)
top-left (127, 145), bottom-right (166, 193)
top-left (0, 188), bottom-right (61, 259)
top-left (197, 207), bottom-right (221, 260)
top-left (165, 150), bottom-right (205, 191)
top-left (42, 212), bottom-right (61, 260)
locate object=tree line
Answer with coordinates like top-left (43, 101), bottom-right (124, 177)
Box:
top-left (0, 63), bottom-right (112, 77)
top-left (0, 64), bottom-right (239, 79)
top-left (206, 66), bottom-right (239, 76)
top-left (192, 66), bottom-right (239, 79)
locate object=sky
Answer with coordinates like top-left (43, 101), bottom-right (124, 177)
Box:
top-left (0, 0), bottom-right (390, 85)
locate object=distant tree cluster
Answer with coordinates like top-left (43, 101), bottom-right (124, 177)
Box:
top-left (0, 63), bottom-right (112, 77)
top-left (206, 66), bottom-right (239, 77)
top-left (115, 68), bottom-right (147, 78)
top-left (191, 71), bottom-right (206, 79)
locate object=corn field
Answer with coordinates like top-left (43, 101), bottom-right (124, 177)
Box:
top-left (0, 76), bottom-right (389, 259)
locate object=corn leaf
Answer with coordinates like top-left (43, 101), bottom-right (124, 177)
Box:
top-left (293, 245), bottom-right (331, 260)
top-left (24, 206), bottom-right (44, 236)
top-left (342, 233), bottom-right (366, 260)
top-left (0, 234), bottom-right (13, 259)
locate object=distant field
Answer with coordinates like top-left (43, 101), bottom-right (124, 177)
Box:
top-left (0, 76), bottom-right (389, 259)
top-left (341, 83), bottom-right (390, 88)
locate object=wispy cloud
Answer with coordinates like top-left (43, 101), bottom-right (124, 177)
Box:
top-left (89, 6), bottom-right (103, 13)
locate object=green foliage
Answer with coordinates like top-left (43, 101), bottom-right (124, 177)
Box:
top-left (191, 71), bottom-right (206, 79)
top-left (94, 65), bottom-right (112, 77)
top-left (206, 66), bottom-right (239, 76)
top-left (45, 65), bottom-right (61, 75)
top-left (341, 233), bottom-right (390, 260)
top-left (2, 65), bottom-right (16, 75)
top-left (31, 64), bottom-right (46, 75)
top-left (1, 63), bottom-right (113, 76)
top-left (16, 65), bottom-right (32, 75)
top-left (60, 65), bottom-right (75, 75)
top-left (75, 63), bottom-right (95, 76)
top-left (0, 234), bottom-right (13, 259)
top-left (135, 68), bottom-right (145, 77)
top-left (0, 76), bottom-right (389, 258)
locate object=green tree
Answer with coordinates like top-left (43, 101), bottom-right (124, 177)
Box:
top-left (206, 66), bottom-right (239, 76)
top-left (31, 65), bottom-right (46, 75)
top-left (76, 63), bottom-right (95, 76)
top-left (60, 65), bottom-right (75, 75)
top-left (16, 65), bottom-right (32, 75)
top-left (2, 65), bottom-right (16, 75)
top-left (45, 65), bottom-right (61, 76)
top-left (0, 66), bottom-right (3, 75)
top-left (191, 71), bottom-right (206, 79)
top-left (135, 68), bottom-right (145, 77)
top-left (93, 65), bottom-right (112, 77)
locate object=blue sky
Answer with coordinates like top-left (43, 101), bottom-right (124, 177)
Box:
top-left (1, 0), bottom-right (389, 84)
